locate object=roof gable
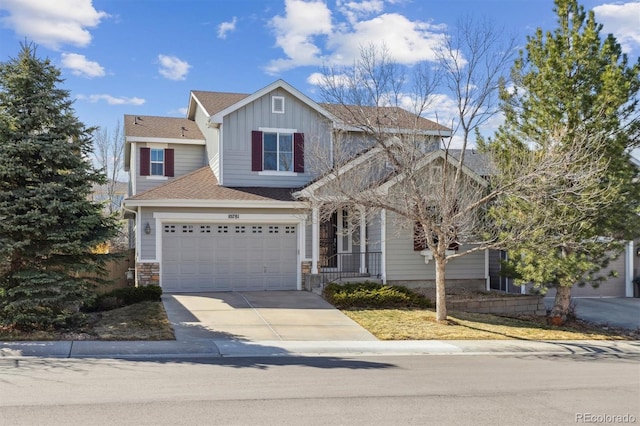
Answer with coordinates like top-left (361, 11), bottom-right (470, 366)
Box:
top-left (209, 79), bottom-right (335, 125)
top-left (296, 148), bottom-right (487, 199)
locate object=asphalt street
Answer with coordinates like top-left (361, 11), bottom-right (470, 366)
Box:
top-left (0, 353), bottom-right (638, 425)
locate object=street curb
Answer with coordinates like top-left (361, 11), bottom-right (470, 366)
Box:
top-left (1, 339), bottom-right (639, 359)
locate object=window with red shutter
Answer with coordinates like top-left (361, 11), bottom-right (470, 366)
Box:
top-left (252, 131), bottom-right (263, 171)
top-left (294, 133), bottom-right (304, 173)
top-left (140, 147), bottom-right (150, 176)
top-left (164, 149), bottom-right (174, 177)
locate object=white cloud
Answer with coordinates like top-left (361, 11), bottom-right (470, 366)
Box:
top-left (593, 2), bottom-right (640, 53)
top-left (266, 0), bottom-right (448, 73)
top-left (266, 0), bottom-right (333, 73)
top-left (337, 0), bottom-right (384, 24)
top-left (328, 13), bottom-right (446, 65)
top-left (157, 54), bottom-right (191, 80)
top-left (217, 17), bottom-right (237, 39)
top-left (77, 94), bottom-right (146, 106)
top-left (61, 53), bottom-right (105, 78)
top-left (0, 0), bottom-right (107, 49)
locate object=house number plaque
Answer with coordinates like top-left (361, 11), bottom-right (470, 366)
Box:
top-left (228, 214), bottom-right (240, 219)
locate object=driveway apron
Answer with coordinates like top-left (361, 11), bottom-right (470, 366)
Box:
top-left (162, 291), bottom-right (377, 342)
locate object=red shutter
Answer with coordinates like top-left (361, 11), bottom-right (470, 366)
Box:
top-left (294, 132), bottom-right (304, 173)
top-left (164, 149), bottom-right (174, 177)
top-left (251, 131), bottom-right (263, 171)
top-left (413, 222), bottom-right (426, 251)
top-left (140, 147), bottom-right (150, 176)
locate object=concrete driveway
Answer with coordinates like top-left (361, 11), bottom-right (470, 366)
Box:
top-left (162, 291), bottom-right (377, 342)
top-left (545, 297), bottom-right (640, 330)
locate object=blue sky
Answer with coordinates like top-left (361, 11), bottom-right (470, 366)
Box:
top-left (0, 0), bottom-right (638, 144)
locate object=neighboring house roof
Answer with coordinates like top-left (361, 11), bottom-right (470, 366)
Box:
top-left (321, 104), bottom-right (451, 134)
top-left (91, 180), bottom-right (128, 195)
top-left (448, 150), bottom-right (493, 176)
top-left (126, 166), bottom-right (298, 205)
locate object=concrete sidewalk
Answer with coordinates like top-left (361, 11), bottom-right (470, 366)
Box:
top-left (1, 339), bottom-right (639, 359)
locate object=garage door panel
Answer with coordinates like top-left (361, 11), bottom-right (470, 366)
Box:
top-left (162, 222), bottom-right (297, 292)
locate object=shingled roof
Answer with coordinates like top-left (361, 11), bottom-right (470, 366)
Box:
top-left (124, 115), bottom-right (205, 140)
top-left (190, 91), bottom-right (250, 116)
top-left (320, 104), bottom-right (450, 133)
top-left (128, 166), bottom-right (298, 202)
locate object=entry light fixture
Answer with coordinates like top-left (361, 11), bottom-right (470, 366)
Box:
top-left (145, 222), bottom-right (151, 235)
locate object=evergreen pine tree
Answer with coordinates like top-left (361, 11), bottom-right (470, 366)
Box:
top-left (0, 43), bottom-right (119, 330)
top-left (485, 0), bottom-right (640, 321)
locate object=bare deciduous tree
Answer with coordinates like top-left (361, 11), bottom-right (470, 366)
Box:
top-left (93, 121), bottom-right (125, 215)
top-left (301, 21), bottom-right (611, 322)
top-left (92, 122), bottom-right (127, 251)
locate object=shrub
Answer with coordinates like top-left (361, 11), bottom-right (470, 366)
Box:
top-left (85, 285), bottom-right (162, 312)
top-left (323, 282), bottom-right (433, 309)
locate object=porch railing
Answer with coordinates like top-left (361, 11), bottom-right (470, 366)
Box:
top-left (319, 251), bottom-right (382, 285)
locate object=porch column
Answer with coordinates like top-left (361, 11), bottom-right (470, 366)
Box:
top-left (311, 207), bottom-right (319, 274)
top-left (359, 206), bottom-right (367, 274)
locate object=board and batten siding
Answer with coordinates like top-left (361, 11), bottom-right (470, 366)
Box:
top-left (222, 88), bottom-right (332, 187)
top-left (135, 143), bottom-right (206, 194)
top-left (384, 212), bottom-right (485, 281)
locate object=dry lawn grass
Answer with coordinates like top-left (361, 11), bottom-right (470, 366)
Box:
top-left (343, 308), bottom-right (636, 340)
top-left (0, 301), bottom-right (174, 341)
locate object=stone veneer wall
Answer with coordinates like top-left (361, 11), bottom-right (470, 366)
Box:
top-left (136, 262), bottom-right (160, 287)
top-left (301, 261), bottom-right (312, 290)
top-left (448, 295), bottom-right (546, 316)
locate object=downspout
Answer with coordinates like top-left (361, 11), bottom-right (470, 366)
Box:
top-left (626, 241), bottom-right (634, 297)
top-left (380, 209), bottom-right (387, 284)
top-left (485, 249), bottom-right (490, 291)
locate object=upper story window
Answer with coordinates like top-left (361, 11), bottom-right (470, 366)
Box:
top-left (150, 148), bottom-right (164, 176)
top-left (251, 130), bottom-right (304, 174)
top-left (264, 131), bottom-right (293, 171)
top-left (272, 96), bottom-right (285, 114)
top-left (140, 147), bottom-right (174, 177)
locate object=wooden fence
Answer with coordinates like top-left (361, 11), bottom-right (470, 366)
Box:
top-left (87, 249), bottom-right (136, 294)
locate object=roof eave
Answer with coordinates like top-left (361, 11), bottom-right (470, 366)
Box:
top-left (122, 199), bottom-right (305, 209)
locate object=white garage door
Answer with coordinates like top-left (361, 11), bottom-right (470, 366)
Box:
top-left (162, 223), bottom-right (298, 292)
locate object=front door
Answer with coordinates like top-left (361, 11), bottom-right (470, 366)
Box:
top-left (319, 211), bottom-right (338, 268)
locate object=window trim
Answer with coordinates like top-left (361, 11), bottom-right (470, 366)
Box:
top-left (150, 148), bottom-right (165, 177)
top-left (260, 127), bottom-right (297, 173)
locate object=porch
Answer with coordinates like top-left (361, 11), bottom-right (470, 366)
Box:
top-left (307, 207), bottom-right (385, 287)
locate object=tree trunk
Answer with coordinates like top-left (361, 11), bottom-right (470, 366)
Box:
top-left (434, 254), bottom-right (447, 322)
top-left (550, 285), bottom-right (572, 325)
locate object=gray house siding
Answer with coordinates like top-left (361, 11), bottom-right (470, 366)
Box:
top-left (384, 212), bottom-right (485, 282)
top-left (221, 88), bottom-right (332, 187)
top-left (135, 143), bottom-right (206, 195)
top-left (194, 106), bottom-right (221, 177)
top-left (366, 212), bottom-right (382, 252)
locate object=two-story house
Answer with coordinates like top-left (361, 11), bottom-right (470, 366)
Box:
top-left (121, 80), bottom-right (510, 294)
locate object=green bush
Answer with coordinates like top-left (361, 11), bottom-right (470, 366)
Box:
top-left (323, 282), bottom-right (433, 309)
top-left (85, 285), bottom-right (162, 312)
